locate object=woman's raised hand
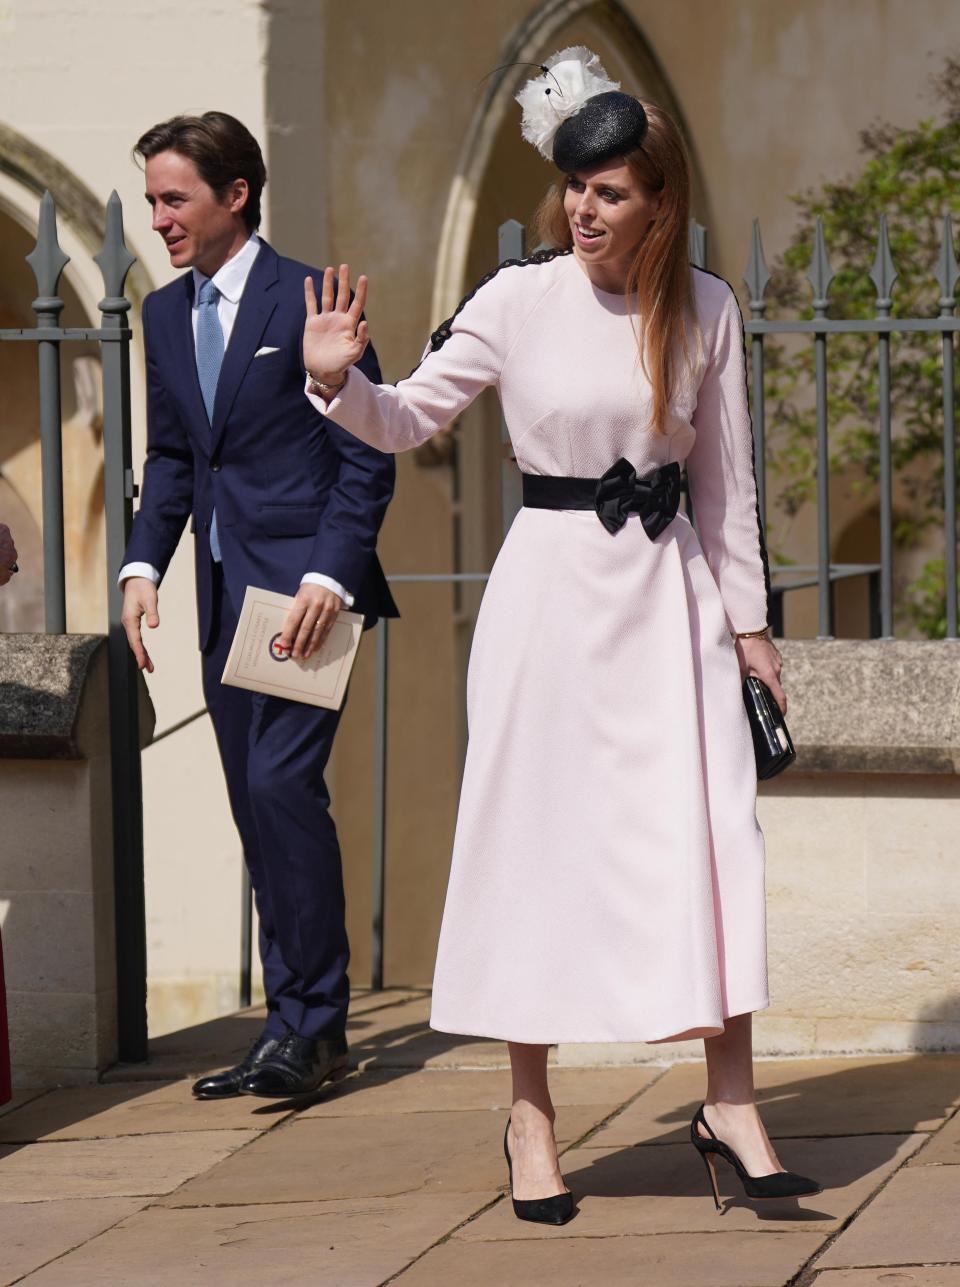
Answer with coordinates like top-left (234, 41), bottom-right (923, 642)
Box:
top-left (303, 264), bottom-right (370, 384)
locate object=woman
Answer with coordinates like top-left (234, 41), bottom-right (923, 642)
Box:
top-left (301, 49), bottom-right (820, 1222)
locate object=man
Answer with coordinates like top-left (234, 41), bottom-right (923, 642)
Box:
top-left (120, 112), bottom-right (397, 1098)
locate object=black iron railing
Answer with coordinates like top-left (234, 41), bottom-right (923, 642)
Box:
top-left (12, 193), bottom-right (956, 1017)
top-left (1, 192), bottom-right (147, 1059)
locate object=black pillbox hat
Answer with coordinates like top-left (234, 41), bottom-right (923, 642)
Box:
top-left (552, 91), bottom-right (649, 171)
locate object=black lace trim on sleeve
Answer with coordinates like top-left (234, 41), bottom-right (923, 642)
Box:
top-left (747, 408), bottom-right (773, 618)
top-left (691, 266), bottom-right (772, 622)
top-left (403, 247), bottom-right (573, 379)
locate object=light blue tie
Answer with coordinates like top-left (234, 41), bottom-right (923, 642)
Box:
top-left (196, 277), bottom-right (224, 562)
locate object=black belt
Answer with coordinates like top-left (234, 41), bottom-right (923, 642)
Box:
top-left (521, 459), bottom-right (682, 539)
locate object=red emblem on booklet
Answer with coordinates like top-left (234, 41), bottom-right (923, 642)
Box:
top-left (222, 588), bottom-right (363, 710)
top-left (268, 633), bottom-right (291, 662)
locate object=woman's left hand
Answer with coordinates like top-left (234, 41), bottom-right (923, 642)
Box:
top-left (735, 634), bottom-right (786, 715)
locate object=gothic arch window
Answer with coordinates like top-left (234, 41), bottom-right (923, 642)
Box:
top-left (424, 1), bottom-right (709, 738)
top-left (0, 126), bottom-right (152, 631)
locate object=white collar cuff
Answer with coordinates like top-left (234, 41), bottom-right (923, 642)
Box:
top-left (193, 233), bottom-right (261, 305)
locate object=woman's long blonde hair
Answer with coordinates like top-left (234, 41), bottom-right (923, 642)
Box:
top-left (534, 100), bottom-right (699, 435)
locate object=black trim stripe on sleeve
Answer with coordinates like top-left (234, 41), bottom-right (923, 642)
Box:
top-left (690, 265), bottom-right (772, 621)
top-left (405, 248), bottom-right (573, 379)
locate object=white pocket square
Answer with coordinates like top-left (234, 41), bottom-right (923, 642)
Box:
top-left (254, 346), bottom-right (280, 357)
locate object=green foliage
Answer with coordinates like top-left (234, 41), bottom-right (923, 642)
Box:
top-left (902, 556), bottom-right (959, 638)
top-left (761, 58), bottom-right (960, 634)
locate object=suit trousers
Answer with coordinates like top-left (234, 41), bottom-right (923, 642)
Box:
top-left (201, 566), bottom-right (349, 1042)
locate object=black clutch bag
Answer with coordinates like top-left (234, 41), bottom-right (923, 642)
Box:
top-left (742, 676), bottom-right (796, 780)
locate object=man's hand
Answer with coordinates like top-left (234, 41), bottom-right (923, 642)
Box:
top-left (279, 584), bottom-right (344, 661)
top-left (0, 524), bottom-right (17, 587)
top-left (735, 635), bottom-right (786, 714)
top-left (121, 576), bottom-right (160, 673)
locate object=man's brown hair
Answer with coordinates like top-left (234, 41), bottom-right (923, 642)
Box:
top-left (135, 111), bottom-right (267, 232)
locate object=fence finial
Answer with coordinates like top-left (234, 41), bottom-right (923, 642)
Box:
top-left (94, 192), bottom-right (136, 315)
top-left (869, 214), bottom-right (898, 317)
top-left (807, 216), bottom-right (835, 317)
top-left (26, 191), bottom-right (70, 317)
top-left (744, 218), bottom-right (771, 317)
top-left (935, 213), bottom-right (959, 316)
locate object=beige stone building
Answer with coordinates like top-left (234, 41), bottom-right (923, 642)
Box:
top-left (1, 0), bottom-right (958, 1072)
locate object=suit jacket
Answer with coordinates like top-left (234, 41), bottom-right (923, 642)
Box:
top-left (123, 238), bottom-right (399, 650)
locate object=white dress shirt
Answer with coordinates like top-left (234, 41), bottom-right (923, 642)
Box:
top-left (119, 233), bottom-right (353, 605)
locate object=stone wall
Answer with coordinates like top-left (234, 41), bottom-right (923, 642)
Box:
top-left (559, 640), bottom-right (960, 1065)
top-left (0, 634), bottom-right (154, 1086)
top-left (0, 0), bottom-right (269, 1041)
top-left (756, 641), bottom-right (960, 1055)
top-left (1, 0), bottom-right (956, 1043)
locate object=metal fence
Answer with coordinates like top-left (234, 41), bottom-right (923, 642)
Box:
top-left (737, 212), bottom-right (959, 641)
top-left (8, 192), bottom-right (957, 1023)
top-left (0, 192), bottom-right (147, 1061)
top-left (365, 212), bottom-right (960, 983)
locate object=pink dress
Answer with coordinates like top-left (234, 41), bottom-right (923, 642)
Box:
top-left (309, 251), bottom-right (770, 1044)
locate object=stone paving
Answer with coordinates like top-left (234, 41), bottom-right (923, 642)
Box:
top-left (1, 991), bottom-right (959, 1285)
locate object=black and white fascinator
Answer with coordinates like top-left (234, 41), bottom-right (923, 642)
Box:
top-left (515, 46), bottom-right (648, 172)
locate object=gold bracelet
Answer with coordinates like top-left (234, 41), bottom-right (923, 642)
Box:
top-left (307, 371), bottom-right (346, 395)
top-left (735, 626), bottom-right (771, 639)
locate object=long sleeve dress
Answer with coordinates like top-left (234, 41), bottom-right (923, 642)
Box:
top-left (308, 250), bottom-right (771, 1044)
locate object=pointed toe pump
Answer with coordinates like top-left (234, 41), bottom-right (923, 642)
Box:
top-left (503, 1119), bottom-right (576, 1226)
top-left (690, 1103), bottom-right (822, 1210)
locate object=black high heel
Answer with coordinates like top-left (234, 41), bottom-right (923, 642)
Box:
top-left (690, 1103), bottom-right (822, 1210)
top-left (503, 1118), bottom-right (576, 1225)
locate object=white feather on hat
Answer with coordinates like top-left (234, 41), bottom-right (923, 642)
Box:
top-left (515, 47), bottom-right (621, 161)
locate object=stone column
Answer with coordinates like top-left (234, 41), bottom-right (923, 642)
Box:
top-left (558, 639), bottom-right (960, 1065)
top-left (0, 634), bottom-right (154, 1085)
top-left (755, 639), bottom-right (960, 1056)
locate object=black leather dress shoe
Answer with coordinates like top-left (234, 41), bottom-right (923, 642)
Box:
top-left (191, 1033), bottom-right (283, 1100)
top-left (239, 1033), bottom-right (348, 1098)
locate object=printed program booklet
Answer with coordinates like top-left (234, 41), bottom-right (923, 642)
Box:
top-left (221, 586), bottom-right (363, 710)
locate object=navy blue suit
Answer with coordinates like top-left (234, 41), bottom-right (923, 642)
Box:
top-left (124, 238), bottom-right (398, 1041)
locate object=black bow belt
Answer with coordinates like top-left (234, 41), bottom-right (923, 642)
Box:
top-left (521, 459), bottom-right (682, 538)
